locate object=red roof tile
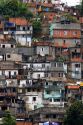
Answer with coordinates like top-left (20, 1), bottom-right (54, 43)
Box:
top-left (9, 18), bottom-right (28, 26)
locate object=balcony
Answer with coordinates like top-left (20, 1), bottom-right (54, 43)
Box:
top-left (6, 92), bottom-right (17, 97)
top-left (15, 31), bottom-right (32, 35)
top-left (45, 85), bottom-right (64, 90)
top-left (71, 58), bottom-right (82, 62)
top-left (0, 93), bottom-right (6, 97)
top-left (7, 83), bottom-right (17, 87)
top-left (5, 75), bottom-right (17, 79)
top-left (34, 117), bottom-right (63, 123)
top-left (29, 107), bottom-right (65, 115)
top-left (0, 101), bottom-right (11, 106)
top-left (16, 113), bottom-right (28, 118)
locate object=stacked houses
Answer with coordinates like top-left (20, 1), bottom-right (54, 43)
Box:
top-left (0, 0), bottom-right (82, 125)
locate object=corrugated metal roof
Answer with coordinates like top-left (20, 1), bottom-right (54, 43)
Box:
top-left (50, 23), bottom-right (81, 30)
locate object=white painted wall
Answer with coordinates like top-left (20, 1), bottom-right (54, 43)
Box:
top-left (19, 80), bottom-right (26, 87)
top-left (6, 53), bottom-right (22, 62)
top-left (6, 79), bottom-right (17, 87)
top-left (25, 92), bottom-right (43, 110)
top-left (72, 63), bottom-right (81, 79)
top-left (1, 44), bottom-right (15, 48)
top-left (0, 55), bottom-right (3, 61)
top-left (33, 63), bottom-right (51, 71)
top-left (16, 35), bottom-right (32, 46)
top-left (48, 98), bottom-right (64, 107)
top-left (37, 46), bottom-right (50, 56)
top-left (4, 70), bottom-right (18, 77)
top-left (32, 72), bottom-right (45, 79)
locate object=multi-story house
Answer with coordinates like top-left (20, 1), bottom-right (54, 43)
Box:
top-left (50, 19), bottom-right (81, 49)
top-left (68, 46), bottom-right (82, 80)
top-left (65, 84), bottom-right (81, 105)
top-left (32, 41), bottom-right (54, 57)
top-left (43, 79), bottom-right (65, 107)
top-left (0, 61), bottom-right (18, 113)
top-left (0, 18), bottom-right (33, 47)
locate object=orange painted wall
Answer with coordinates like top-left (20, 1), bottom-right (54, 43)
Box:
top-left (79, 17), bottom-right (83, 24)
top-left (43, 12), bottom-right (56, 21)
top-left (16, 122), bottom-right (32, 125)
top-left (53, 30), bottom-right (81, 38)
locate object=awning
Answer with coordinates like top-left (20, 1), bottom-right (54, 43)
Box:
top-left (80, 82), bottom-right (83, 87)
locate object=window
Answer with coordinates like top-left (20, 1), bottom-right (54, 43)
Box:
top-left (2, 45), bottom-right (5, 48)
top-left (59, 73), bottom-right (63, 77)
top-left (53, 115), bottom-right (56, 118)
top-left (22, 35), bottom-right (25, 37)
top-left (47, 91), bottom-right (50, 94)
top-left (73, 31), bottom-right (77, 35)
top-left (49, 98), bottom-right (52, 102)
top-left (57, 62), bottom-right (63, 67)
top-left (42, 64), bottom-right (45, 68)
top-left (14, 72), bottom-right (16, 75)
top-left (55, 31), bottom-right (59, 35)
top-left (54, 99), bottom-right (60, 102)
top-left (11, 45), bottom-right (13, 48)
top-left (33, 97), bottom-right (36, 101)
top-left (54, 63), bottom-right (56, 67)
top-left (27, 26), bottom-right (30, 30)
top-left (75, 71), bottom-right (79, 74)
top-left (27, 88), bottom-right (31, 92)
top-left (63, 40), bottom-right (66, 44)
top-left (42, 48), bottom-right (43, 51)
top-left (23, 27), bottom-right (26, 31)
top-left (45, 73), bottom-right (48, 77)
top-left (46, 82), bottom-right (48, 86)
top-left (37, 74), bottom-right (40, 78)
top-left (64, 31), bottom-right (67, 35)
top-left (75, 64), bottom-right (80, 68)
top-left (7, 55), bottom-right (10, 58)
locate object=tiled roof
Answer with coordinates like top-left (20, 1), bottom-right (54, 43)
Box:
top-left (53, 41), bottom-right (71, 48)
top-left (32, 41), bottom-right (53, 46)
top-left (41, 3), bottom-right (53, 8)
top-left (9, 18), bottom-right (28, 26)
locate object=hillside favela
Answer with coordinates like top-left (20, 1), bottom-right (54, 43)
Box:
top-left (0, 0), bottom-right (82, 125)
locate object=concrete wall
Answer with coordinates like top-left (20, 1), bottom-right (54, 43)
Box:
top-left (36, 46), bottom-right (50, 56)
top-left (16, 35), bottom-right (32, 46)
top-left (71, 63), bottom-right (81, 79)
top-left (1, 44), bottom-right (15, 48)
top-left (6, 53), bottom-right (22, 62)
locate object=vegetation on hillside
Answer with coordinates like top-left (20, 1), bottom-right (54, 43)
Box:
top-left (64, 101), bottom-right (83, 125)
top-left (2, 111), bottom-right (16, 125)
top-left (32, 18), bottom-right (42, 37)
top-left (62, 13), bottom-right (78, 23)
top-left (80, 0), bottom-right (83, 16)
top-left (0, 0), bottom-right (33, 19)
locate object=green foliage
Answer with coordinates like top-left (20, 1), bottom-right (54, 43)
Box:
top-left (2, 111), bottom-right (16, 125)
top-left (64, 101), bottom-right (83, 125)
top-left (80, 0), bottom-right (83, 16)
top-left (62, 13), bottom-right (78, 23)
top-left (32, 19), bottom-right (41, 37)
top-left (0, 0), bottom-right (33, 19)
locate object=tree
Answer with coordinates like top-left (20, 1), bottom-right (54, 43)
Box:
top-left (64, 101), bottom-right (83, 125)
top-left (32, 19), bottom-right (41, 37)
top-left (2, 111), bottom-right (16, 125)
top-left (80, 0), bottom-right (83, 16)
top-left (0, 0), bottom-right (33, 19)
top-left (62, 13), bottom-right (78, 23)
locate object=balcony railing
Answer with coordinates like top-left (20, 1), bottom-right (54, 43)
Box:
top-left (29, 107), bottom-right (65, 115)
top-left (34, 117), bottom-right (63, 122)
